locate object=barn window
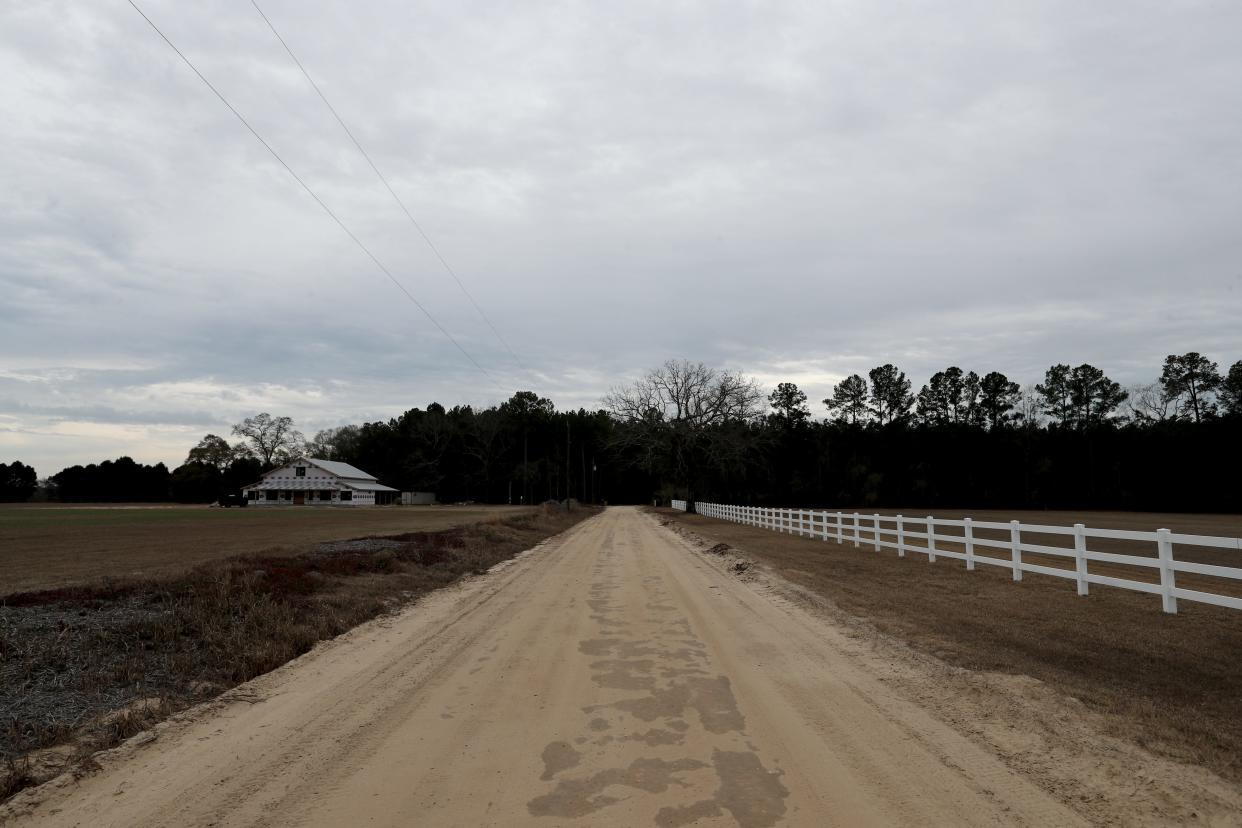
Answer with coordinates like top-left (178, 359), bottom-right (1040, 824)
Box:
top-left (340, 491), bottom-right (353, 502)
top-left (295, 467), bottom-right (306, 477)
top-left (265, 491), bottom-right (276, 501)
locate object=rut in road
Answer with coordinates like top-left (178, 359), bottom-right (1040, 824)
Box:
top-left (6, 507), bottom-right (1083, 827)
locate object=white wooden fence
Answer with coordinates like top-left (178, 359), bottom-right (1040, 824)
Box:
top-left (669, 500), bottom-right (1242, 614)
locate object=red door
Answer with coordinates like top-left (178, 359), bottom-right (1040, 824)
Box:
top-left (294, 492), bottom-right (305, 505)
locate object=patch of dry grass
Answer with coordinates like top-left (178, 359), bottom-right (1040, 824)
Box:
top-left (0, 506), bottom-right (593, 801)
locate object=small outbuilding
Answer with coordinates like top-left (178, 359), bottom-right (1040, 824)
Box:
top-left (401, 491), bottom-right (437, 505)
top-left (243, 458), bottom-right (398, 506)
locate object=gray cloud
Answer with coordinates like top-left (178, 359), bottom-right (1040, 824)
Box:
top-left (2, 0), bottom-right (1241, 475)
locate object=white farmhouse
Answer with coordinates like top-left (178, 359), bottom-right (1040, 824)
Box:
top-left (242, 458), bottom-right (398, 506)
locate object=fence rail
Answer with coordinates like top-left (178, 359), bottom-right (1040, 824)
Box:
top-left (668, 500), bottom-right (1242, 614)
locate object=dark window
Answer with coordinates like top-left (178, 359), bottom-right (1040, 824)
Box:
top-left (340, 491), bottom-right (353, 502)
top-left (295, 467), bottom-right (306, 477)
top-left (247, 491), bottom-right (257, 500)
top-left (320, 490), bottom-right (332, 501)
top-left (265, 491), bottom-right (276, 501)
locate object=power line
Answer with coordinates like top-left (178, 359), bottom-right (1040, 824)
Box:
top-left (249, 0), bottom-right (529, 375)
top-left (125, 0), bottom-right (504, 393)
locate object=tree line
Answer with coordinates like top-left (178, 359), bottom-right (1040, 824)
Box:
top-left (7, 352), bottom-right (1239, 510)
top-left (604, 354), bottom-right (1242, 513)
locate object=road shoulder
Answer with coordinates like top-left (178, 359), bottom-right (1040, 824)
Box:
top-left (651, 508), bottom-right (1242, 827)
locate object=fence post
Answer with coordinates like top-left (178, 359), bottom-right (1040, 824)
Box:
top-left (873, 513), bottom-right (881, 551)
top-left (926, 516), bottom-right (937, 562)
top-left (853, 513), bottom-right (861, 548)
top-left (1010, 520), bottom-right (1023, 581)
top-left (836, 512), bottom-right (843, 544)
top-left (964, 517), bottom-right (975, 571)
top-left (896, 515), bottom-right (905, 557)
top-left (1073, 523), bottom-right (1089, 596)
top-left (1157, 528), bottom-right (1178, 614)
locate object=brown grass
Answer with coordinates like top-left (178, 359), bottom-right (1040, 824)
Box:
top-left (655, 507), bottom-right (1242, 785)
top-left (0, 506), bottom-right (592, 801)
top-left (0, 504), bottom-right (533, 596)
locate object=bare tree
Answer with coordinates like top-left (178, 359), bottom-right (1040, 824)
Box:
top-left (1015, 386), bottom-right (1043, 427)
top-left (604, 360), bottom-right (763, 511)
top-left (232, 413), bottom-right (305, 467)
top-left (1125, 383), bottom-right (1176, 424)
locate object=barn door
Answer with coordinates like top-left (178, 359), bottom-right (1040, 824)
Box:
top-left (294, 492), bottom-right (305, 505)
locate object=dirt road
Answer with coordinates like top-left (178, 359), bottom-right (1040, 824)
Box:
top-left (8, 507), bottom-right (1086, 827)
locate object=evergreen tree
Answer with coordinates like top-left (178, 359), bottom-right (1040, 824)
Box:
top-left (1159, 352), bottom-right (1222, 423)
top-left (868, 364), bottom-right (914, 425)
top-left (823, 375), bottom-right (869, 424)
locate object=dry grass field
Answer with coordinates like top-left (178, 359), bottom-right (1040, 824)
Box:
top-left (655, 507), bottom-right (1242, 786)
top-left (0, 504), bottom-right (533, 596)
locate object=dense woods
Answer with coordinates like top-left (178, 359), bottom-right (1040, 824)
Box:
top-left (8, 353), bottom-right (1240, 512)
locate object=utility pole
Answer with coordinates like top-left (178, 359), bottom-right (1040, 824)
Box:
top-left (565, 420), bottom-right (571, 503)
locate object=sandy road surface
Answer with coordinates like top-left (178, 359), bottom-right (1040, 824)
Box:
top-left (8, 507), bottom-right (1085, 827)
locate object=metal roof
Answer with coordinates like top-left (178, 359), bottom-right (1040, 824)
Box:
top-left (242, 479), bottom-right (397, 492)
top-left (347, 481), bottom-right (399, 492)
top-left (305, 458), bottom-right (377, 480)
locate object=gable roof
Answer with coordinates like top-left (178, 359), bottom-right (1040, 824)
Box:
top-left (303, 458), bottom-right (377, 481)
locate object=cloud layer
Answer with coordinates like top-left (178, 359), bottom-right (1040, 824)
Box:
top-left (3, 1), bottom-right (1241, 474)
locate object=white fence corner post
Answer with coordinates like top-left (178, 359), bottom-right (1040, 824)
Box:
top-left (896, 515), bottom-right (905, 557)
top-left (963, 517), bottom-right (975, 571)
top-left (926, 516), bottom-right (937, 562)
top-left (1157, 528), bottom-right (1178, 614)
top-left (1073, 523), bottom-right (1089, 596)
top-left (853, 513), bottom-right (861, 548)
top-left (820, 510), bottom-right (828, 541)
top-left (873, 513), bottom-right (881, 551)
top-left (1010, 520), bottom-right (1023, 581)
top-left (836, 512), bottom-right (843, 544)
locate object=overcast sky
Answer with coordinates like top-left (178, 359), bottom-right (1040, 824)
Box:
top-left (3, 0), bottom-right (1240, 474)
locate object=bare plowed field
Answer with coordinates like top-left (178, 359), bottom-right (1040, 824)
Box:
top-left (0, 504), bottom-right (531, 595)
